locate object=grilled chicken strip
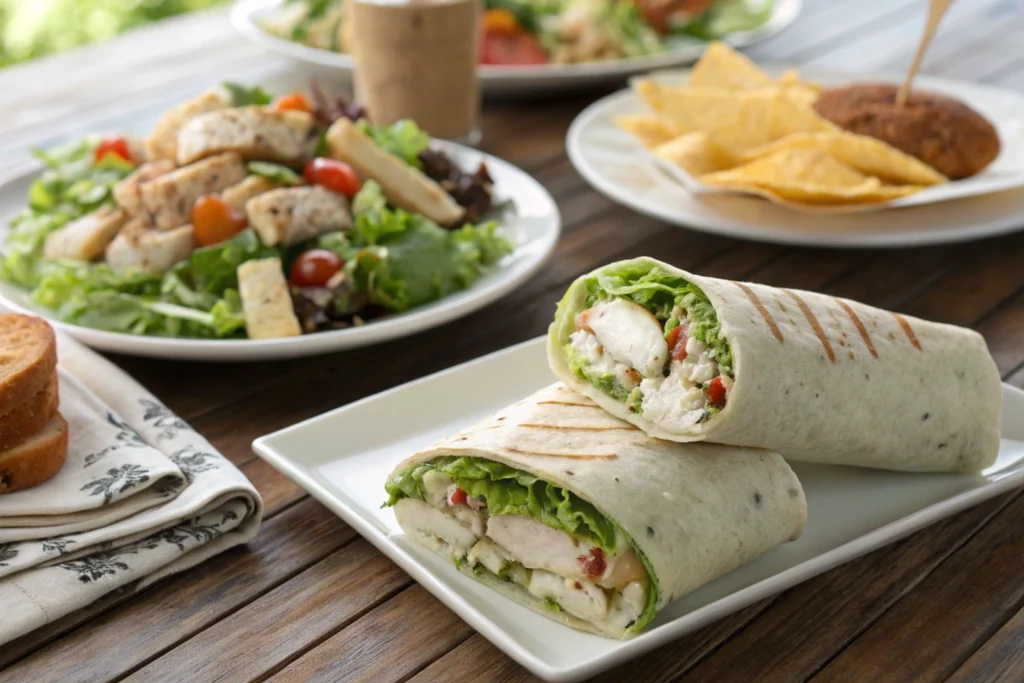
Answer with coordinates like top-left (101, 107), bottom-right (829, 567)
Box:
top-left (112, 159), bottom-right (176, 214)
top-left (220, 175), bottom-right (281, 213)
top-left (138, 152), bottom-right (247, 230)
top-left (245, 186), bottom-right (351, 246)
top-left (43, 206), bottom-right (128, 261)
top-left (237, 257), bottom-right (302, 339)
top-left (176, 107), bottom-right (319, 166)
top-left (105, 219), bottom-right (195, 274)
top-left (326, 118), bottom-right (465, 227)
top-left (145, 86), bottom-right (234, 162)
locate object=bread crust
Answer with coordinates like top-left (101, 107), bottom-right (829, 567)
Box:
top-left (0, 375), bottom-right (58, 452)
top-left (0, 414), bottom-right (68, 494)
top-left (0, 315), bottom-right (57, 417)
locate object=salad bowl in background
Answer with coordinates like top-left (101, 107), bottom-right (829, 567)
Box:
top-left (231, 0), bottom-right (801, 96)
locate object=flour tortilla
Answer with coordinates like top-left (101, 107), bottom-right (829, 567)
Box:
top-left (388, 383), bottom-right (806, 637)
top-left (548, 257), bottom-right (1003, 472)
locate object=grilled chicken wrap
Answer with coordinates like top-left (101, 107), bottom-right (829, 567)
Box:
top-left (548, 257), bottom-right (1002, 473)
top-left (384, 383), bottom-right (807, 638)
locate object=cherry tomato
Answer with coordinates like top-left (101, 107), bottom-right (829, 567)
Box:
top-left (707, 376), bottom-right (727, 409)
top-left (290, 249), bottom-right (344, 287)
top-left (273, 92), bottom-right (313, 113)
top-left (576, 548), bottom-right (607, 580)
top-left (479, 31), bottom-right (547, 66)
top-left (303, 158), bottom-right (362, 198)
top-left (191, 195), bottom-right (248, 247)
top-left (482, 9), bottom-right (520, 36)
top-left (447, 487), bottom-right (468, 507)
top-left (94, 136), bottom-right (133, 165)
top-left (667, 325), bottom-right (688, 361)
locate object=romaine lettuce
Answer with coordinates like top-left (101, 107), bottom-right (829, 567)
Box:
top-left (385, 455), bottom-right (660, 630)
top-left (357, 119), bottom-right (431, 168)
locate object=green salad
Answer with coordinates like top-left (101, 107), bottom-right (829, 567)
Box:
top-left (0, 84), bottom-right (513, 340)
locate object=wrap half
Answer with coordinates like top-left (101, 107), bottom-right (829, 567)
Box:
top-left (548, 257), bottom-right (1002, 472)
top-left (384, 383), bottom-right (806, 638)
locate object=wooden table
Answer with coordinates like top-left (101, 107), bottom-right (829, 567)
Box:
top-left (2, 1), bottom-right (1024, 680)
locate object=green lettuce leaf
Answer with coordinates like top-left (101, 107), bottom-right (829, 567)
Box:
top-left (247, 161), bottom-right (301, 186)
top-left (357, 119), bottom-right (431, 168)
top-left (385, 456), bottom-right (659, 631)
top-left (179, 228), bottom-right (281, 294)
top-left (346, 181), bottom-right (512, 312)
top-left (677, 0), bottom-right (774, 39)
top-left (222, 82), bottom-right (273, 106)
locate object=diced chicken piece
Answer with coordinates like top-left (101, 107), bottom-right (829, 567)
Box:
top-left (245, 186), bottom-right (351, 246)
top-left (145, 86), bottom-right (233, 161)
top-left (326, 118), bottom-right (465, 226)
top-left (469, 538), bottom-right (512, 576)
top-left (43, 206), bottom-right (128, 261)
top-left (138, 152), bottom-right (247, 230)
top-left (586, 299), bottom-right (669, 378)
top-left (112, 159), bottom-right (176, 214)
top-left (421, 470), bottom-right (456, 508)
top-left (487, 514), bottom-right (594, 584)
top-left (394, 498), bottom-right (480, 557)
top-left (220, 175), bottom-right (280, 213)
top-left (105, 220), bottom-right (195, 274)
top-left (176, 107), bottom-right (318, 166)
top-left (237, 258), bottom-right (301, 339)
top-left (528, 569), bottom-right (608, 620)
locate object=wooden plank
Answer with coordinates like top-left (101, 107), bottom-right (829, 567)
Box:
top-left (0, 498), bottom-right (355, 681)
top-left (948, 605), bottom-right (1024, 683)
top-left (410, 633), bottom-right (535, 683)
top-left (265, 585), bottom-right (475, 683)
top-left (122, 540), bottom-right (411, 683)
top-left (240, 456), bottom-right (307, 518)
top-left (673, 492), bottom-right (1016, 682)
top-left (811, 492), bottom-right (1024, 682)
top-left (976, 287), bottom-right (1024, 377)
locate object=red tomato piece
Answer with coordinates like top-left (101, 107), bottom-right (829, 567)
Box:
top-left (707, 376), bottom-right (727, 409)
top-left (576, 548), bottom-right (607, 580)
top-left (274, 92), bottom-right (313, 113)
top-left (447, 487), bottom-right (469, 507)
top-left (303, 158), bottom-right (362, 198)
top-left (191, 195), bottom-right (248, 247)
top-left (289, 249), bottom-right (344, 287)
top-left (479, 31), bottom-right (547, 66)
top-left (668, 325), bottom-right (688, 361)
top-left (94, 136), bottom-right (133, 165)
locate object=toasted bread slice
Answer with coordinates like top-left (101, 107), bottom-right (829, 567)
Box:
top-left (0, 375), bottom-right (58, 452)
top-left (0, 315), bottom-right (57, 417)
top-left (0, 413), bottom-right (68, 494)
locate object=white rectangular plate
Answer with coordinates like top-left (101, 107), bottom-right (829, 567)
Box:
top-left (253, 337), bottom-right (1024, 682)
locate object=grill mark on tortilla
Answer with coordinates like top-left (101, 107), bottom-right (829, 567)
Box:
top-left (537, 400), bottom-right (603, 408)
top-left (519, 423), bottom-right (639, 432)
top-left (734, 282), bottom-right (783, 343)
top-left (892, 313), bottom-right (923, 351)
top-left (783, 289), bottom-right (836, 363)
top-left (834, 297), bottom-right (878, 359)
top-left (506, 446), bottom-right (617, 460)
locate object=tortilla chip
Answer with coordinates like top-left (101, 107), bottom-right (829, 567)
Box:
top-left (637, 82), bottom-right (837, 157)
top-left (740, 131), bottom-right (948, 186)
top-left (688, 42), bottom-right (775, 89)
top-left (777, 68), bottom-right (802, 86)
top-left (654, 132), bottom-right (733, 176)
top-left (614, 114), bottom-right (683, 150)
top-left (699, 149), bottom-right (922, 205)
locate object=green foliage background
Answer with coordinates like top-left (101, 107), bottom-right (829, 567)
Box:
top-left (0, 0), bottom-right (231, 67)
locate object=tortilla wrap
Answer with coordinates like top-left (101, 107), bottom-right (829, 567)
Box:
top-left (385, 383), bottom-right (806, 638)
top-left (548, 257), bottom-right (1002, 472)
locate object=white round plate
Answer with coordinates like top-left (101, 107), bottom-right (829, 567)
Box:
top-left (230, 0), bottom-right (802, 97)
top-left (567, 69), bottom-right (1024, 248)
top-left (0, 141), bottom-right (560, 361)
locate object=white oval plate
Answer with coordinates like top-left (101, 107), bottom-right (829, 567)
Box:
top-left (230, 0), bottom-right (802, 97)
top-left (567, 69), bottom-right (1024, 248)
top-left (0, 142), bottom-right (561, 361)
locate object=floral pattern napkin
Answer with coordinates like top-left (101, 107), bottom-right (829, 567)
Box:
top-left (0, 333), bottom-right (262, 646)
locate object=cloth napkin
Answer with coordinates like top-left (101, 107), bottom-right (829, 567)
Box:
top-left (0, 333), bottom-right (262, 646)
